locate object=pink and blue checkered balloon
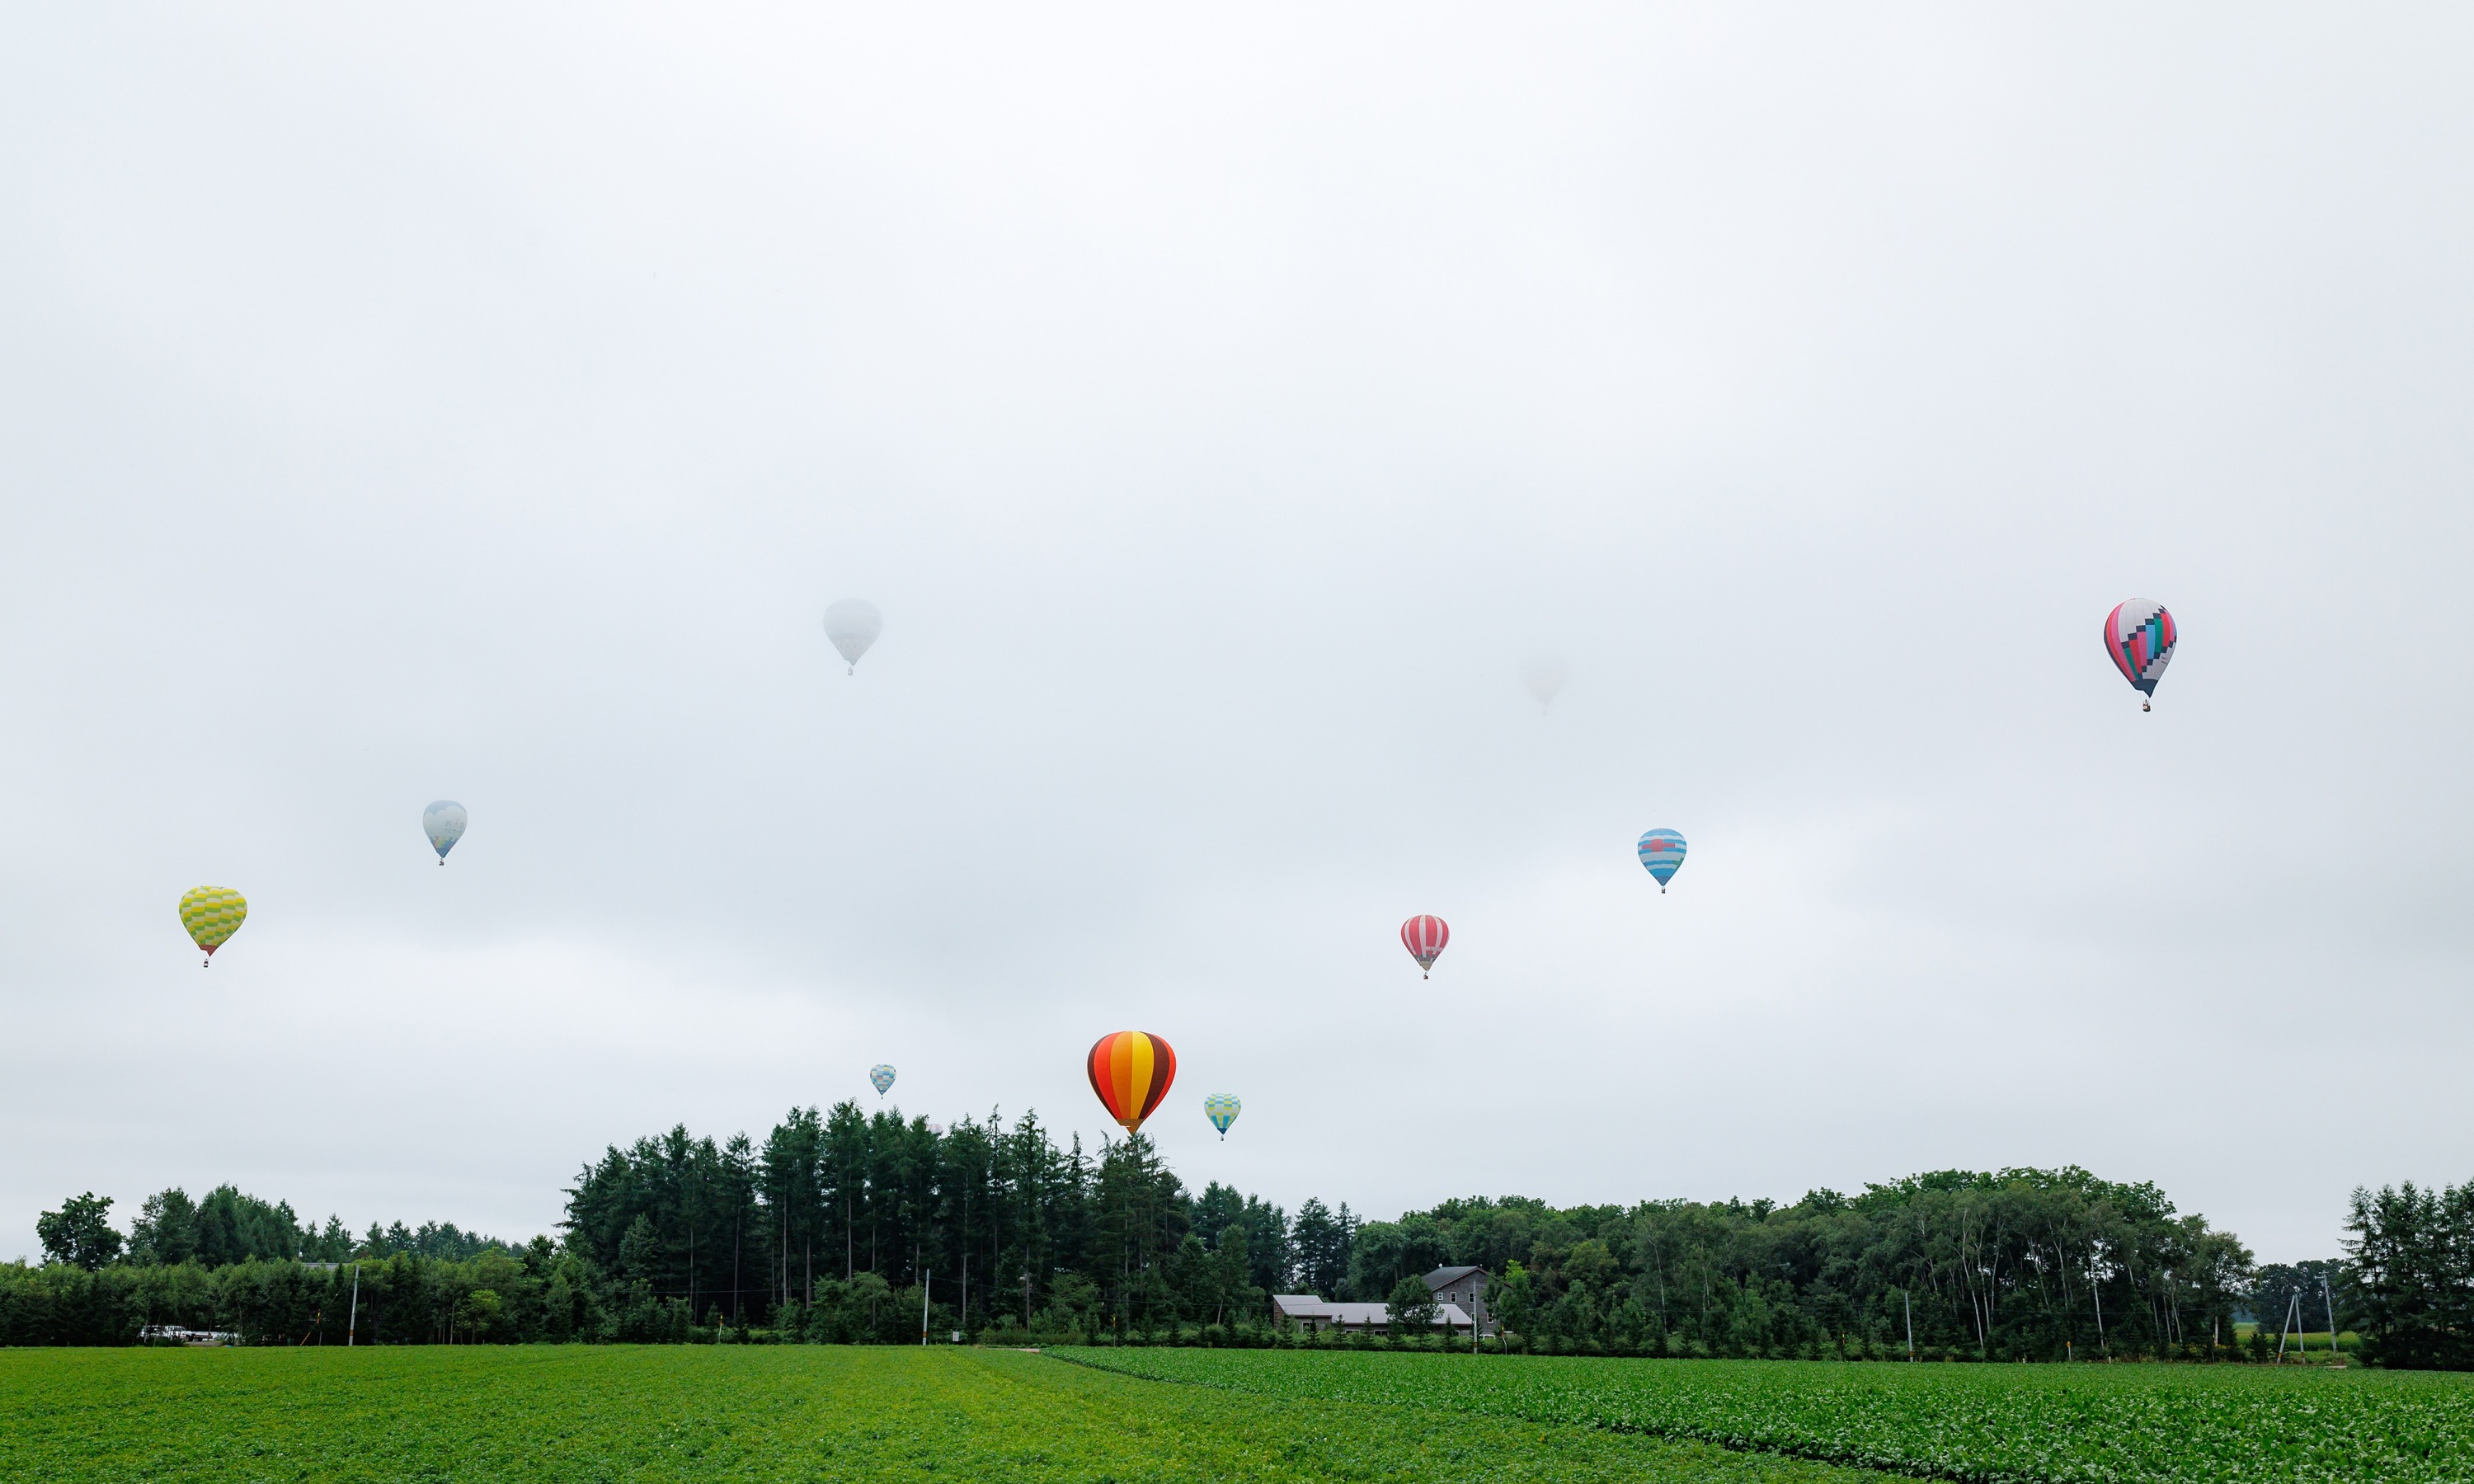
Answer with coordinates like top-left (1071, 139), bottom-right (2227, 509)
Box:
top-left (2104, 601), bottom-right (2177, 711)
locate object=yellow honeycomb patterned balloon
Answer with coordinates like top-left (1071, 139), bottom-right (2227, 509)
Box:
top-left (178, 885), bottom-right (247, 966)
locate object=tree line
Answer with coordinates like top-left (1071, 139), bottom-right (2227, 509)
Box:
top-left (9, 1102), bottom-right (2466, 1366)
top-left (32, 1184), bottom-right (510, 1271)
top-left (2343, 1176), bottom-right (2474, 1369)
top-left (1368, 1169), bottom-right (2252, 1361)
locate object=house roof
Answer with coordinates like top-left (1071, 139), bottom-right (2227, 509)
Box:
top-left (1423, 1265), bottom-right (1487, 1288)
top-left (1273, 1296), bottom-right (1477, 1328)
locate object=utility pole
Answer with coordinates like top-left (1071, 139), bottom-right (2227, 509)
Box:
top-left (347, 1263), bottom-right (360, 1347)
top-left (921, 1271), bottom-right (932, 1346)
top-left (2322, 1274), bottom-right (2340, 1364)
top-left (1903, 1288), bottom-right (1914, 1360)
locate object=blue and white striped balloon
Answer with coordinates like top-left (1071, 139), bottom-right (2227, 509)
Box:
top-left (868, 1064), bottom-right (896, 1097)
top-left (1637, 829), bottom-right (1687, 892)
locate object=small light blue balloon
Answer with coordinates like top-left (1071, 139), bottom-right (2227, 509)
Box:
top-left (424, 801), bottom-right (468, 862)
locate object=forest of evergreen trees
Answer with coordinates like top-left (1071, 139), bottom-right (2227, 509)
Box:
top-left (7, 1101), bottom-right (2463, 1366)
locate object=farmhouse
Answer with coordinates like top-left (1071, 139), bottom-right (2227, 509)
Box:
top-left (1272, 1265), bottom-right (1495, 1336)
top-left (1424, 1265), bottom-right (1493, 1332)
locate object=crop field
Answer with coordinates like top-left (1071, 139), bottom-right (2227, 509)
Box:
top-left (0, 1345), bottom-right (1890, 1483)
top-left (1056, 1347), bottom-right (2474, 1484)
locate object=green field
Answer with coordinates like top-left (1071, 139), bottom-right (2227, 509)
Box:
top-left (0, 1345), bottom-right (1887, 1483)
top-left (1058, 1346), bottom-right (2474, 1483)
top-left (8, 1345), bottom-right (2466, 1483)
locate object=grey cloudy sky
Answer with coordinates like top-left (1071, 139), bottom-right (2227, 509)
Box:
top-left (3, 4), bottom-right (2468, 1266)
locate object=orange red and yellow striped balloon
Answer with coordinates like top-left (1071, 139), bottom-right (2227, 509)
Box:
top-left (1086, 1031), bottom-right (1177, 1135)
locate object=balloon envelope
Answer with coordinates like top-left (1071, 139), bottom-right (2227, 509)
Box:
top-left (2104, 601), bottom-right (2177, 699)
top-left (1087, 1031), bottom-right (1176, 1135)
top-left (423, 801), bottom-right (467, 862)
top-left (868, 1064), bottom-right (896, 1096)
top-left (1519, 658), bottom-right (1569, 710)
top-left (1204, 1093), bottom-right (1241, 1139)
top-left (1637, 829), bottom-right (1687, 888)
top-left (1400, 915), bottom-right (1449, 974)
top-left (178, 885), bottom-right (247, 963)
top-left (824, 599), bottom-right (882, 674)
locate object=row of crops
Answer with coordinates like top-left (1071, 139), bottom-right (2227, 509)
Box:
top-left (1053, 1347), bottom-right (2474, 1484)
top-left (0, 1345), bottom-right (1882, 1483)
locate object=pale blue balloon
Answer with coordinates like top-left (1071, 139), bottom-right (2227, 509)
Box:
top-left (424, 801), bottom-right (468, 863)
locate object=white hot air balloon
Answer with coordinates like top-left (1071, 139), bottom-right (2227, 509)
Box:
top-left (824, 599), bottom-right (882, 675)
top-left (1520, 658), bottom-right (1569, 711)
top-left (423, 801), bottom-right (468, 864)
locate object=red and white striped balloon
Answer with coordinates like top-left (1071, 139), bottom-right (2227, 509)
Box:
top-left (1400, 915), bottom-right (1449, 978)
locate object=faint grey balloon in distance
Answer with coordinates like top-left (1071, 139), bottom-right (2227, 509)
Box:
top-left (1520, 658), bottom-right (1569, 711)
top-left (422, 800), bottom-right (468, 864)
top-left (824, 599), bottom-right (882, 675)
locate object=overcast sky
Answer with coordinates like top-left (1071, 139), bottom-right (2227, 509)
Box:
top-left (3, 4), bottom-right (2468, 1266)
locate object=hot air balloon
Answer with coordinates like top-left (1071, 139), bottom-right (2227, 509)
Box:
top-left (1400, 915), bottom-right (1449, 978)
top-left (178, 886), bottom-right (247, 966)
top-left (824, 599), bottom-right (882, 675)
top-left (2104, 601), bottom-right (2177, 711)
top-left (423, 801), bottom-right (467, 864)
top-left (1204, 1093), bottom-right (1241, 1140)
top-left (1519, 658), bottom-right (1569, 711)
top-left (869, 1064), bottom-right (896, 1097)
top-left (1637, 829), bottom-right (1686, 893)
top-left (1087, 1031), bottom-right (1176, 1136)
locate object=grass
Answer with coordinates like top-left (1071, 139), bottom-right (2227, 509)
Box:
top-left (1056, 1345), bottom-right (2474, 1484)
top-left (0, 1345), bottom-right (1895, 1483)
top-left (2237, 1330), bottom-right (2362, 1360)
